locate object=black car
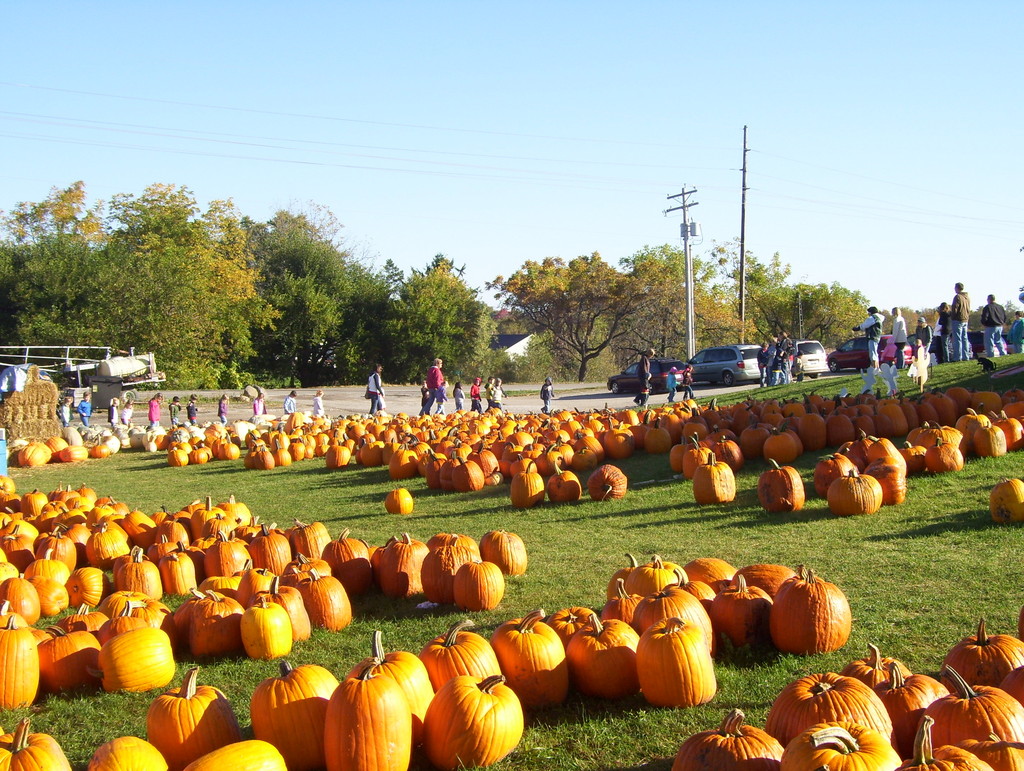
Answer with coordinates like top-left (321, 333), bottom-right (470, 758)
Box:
top-left (607, 357), bottom-right (686, 394)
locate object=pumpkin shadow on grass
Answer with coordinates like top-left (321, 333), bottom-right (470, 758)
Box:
top-left (864, 506), bottom-right (993, 539)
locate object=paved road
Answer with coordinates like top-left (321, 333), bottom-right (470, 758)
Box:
top-left (146, 375), bottom-right (836, 424)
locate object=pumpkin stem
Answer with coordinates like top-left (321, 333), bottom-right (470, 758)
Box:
top-left (976, 617), bottom-right (989, 645)
top-left (370, 629), bottom-right (386, 663)
top-left (886, 660), bottom-right (907, 690)
top-left (586, 611), bottom-right (604, 635)
top-left (718, 708), bottom-right (747, 737)
top-left (809, 725), bottom-right (860, 754)
top-left (614, 578), bottom-right (630, 600)
top-left (941, 665), bottom-right (978, 699)
top-left (625, 553), bottom-right (638, 569)
top-left (866, 643), bottom-right (881, 669)
top-left (179, 666), bottom-right (201, 699)
top-left (442, 619), bottom-right (475, 647)
top-left (11, 718), bottom-right (31, 753)
top-left (279, 660), bottom-right (293, 677)
top-left (353, 659), bottom-right (378, 681)
top-left (477, 674), bottom-right (506, 694)
top-left (516, 609), bottom-right (545, 633)
top-left (911, 715), bottom-right (937, 764)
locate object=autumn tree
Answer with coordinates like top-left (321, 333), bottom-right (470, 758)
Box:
top-left (489, 253), bottom-right (658, 381)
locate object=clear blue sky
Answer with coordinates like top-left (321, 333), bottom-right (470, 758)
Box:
top-left (3, 2), bottom-right (1022, 315)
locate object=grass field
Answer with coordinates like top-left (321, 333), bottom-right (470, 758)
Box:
top-left (5, 356), bottom-right (1024, 770)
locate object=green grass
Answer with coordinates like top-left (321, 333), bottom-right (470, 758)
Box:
top-left (6, 355), bottom-right (1024, 770)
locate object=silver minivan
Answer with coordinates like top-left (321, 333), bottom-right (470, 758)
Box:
top-left (687, 344), bottom-right (762, 386)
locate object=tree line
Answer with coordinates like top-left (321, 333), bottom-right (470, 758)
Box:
top-left (0, 181), bottom-right (874, 387)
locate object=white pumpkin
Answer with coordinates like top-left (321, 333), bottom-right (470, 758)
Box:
top-left (102, 435), bottom-right (121, 455)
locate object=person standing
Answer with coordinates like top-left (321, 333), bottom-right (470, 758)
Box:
top-left (282, 390), bottom-right (297, 417)
top-left (148, 393), bottom-right (163, 429)
top-left (453, 382), bottom-right (465, 411)
top-left (420, 358), bottom-right (444, 416)
top-left (484, 377), bottom-right (498, 410)
top-left (168, 396), bottom-right (182, 427)
top-left (491, 378), bottom-right (505, 411)
top-left (218, 394), bottom-right (230, 425)
top-left (77, 392), bottom-right (93, 427)
top-left (311, 389), bottom-right (325, 418)
top-left (770, 337), bottom-right (785, 385)
top-left (186, 395), bottom-right (199, 426)
top-left (679, 364), bottom-right (695, 400)
top-left (252, 390), bottom-right (266, 419)
top-left (540, 377), bottom-right (554, 413)
top-left (108, 396), bottom-right (121, 427)
top-left (469, 377), bottom-right (483, 412)
top-left (915, 317), bottom-right (933, 363)
top-left (980, 294), bottom-right (1007, 357)
top-left (934, 302), bottom-right (951, 363)
top-left (367, 365), bottom-right (385, 414)
top-left (57, 395), bottom-right (74, 427)
top-left (1009, 311), bottom-right (1024, 354)
top-left (891, 308), bottom-right (908, 368)
top-left (950, 283), bottom-right (972, 361)
top-left (434, 381), bottom-right (448, 415)
top-left (120, 398), bottom-right (134, 427)
top-left (779, 333), bottom-right (795, 384)
top-left (635, 348), bottom-right (654, 407)
top-left (854, 307), bottom-right (885, 369)
top-left (757, 342), bottom-right (771, 387)
top-left (665, 367), bottom-right (678, 402)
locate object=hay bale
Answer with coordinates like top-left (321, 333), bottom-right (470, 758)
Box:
top-left (0, 365), bottom-right (61, 442)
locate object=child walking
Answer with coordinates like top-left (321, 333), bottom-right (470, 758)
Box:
top-left (491, 378), bottom-right (505, 412)
top-left (434, 381), bottom-right (448, 415)
top-left (186, 395), bottom-right (199, 426)
top-left (120, 398), bottom-right (134, 427)
top-left (679, 364), bottom-right (695, 400)
top-left (109, 397), bottom-right (121, 427)
top-left (453, 382), bottom-right (465, 411)
top-left (469, 377), bottom-right (483, 412)
top-left (540, 377), bottom-right (554, 414)
top-left (77, 392), bottom-right (92, 427)
top-left (169, 396), bottom-right (182, 427)
top-left (666, 368), bottom-right (678, 402)
top-left (218, 394), bottom-right (229, 425)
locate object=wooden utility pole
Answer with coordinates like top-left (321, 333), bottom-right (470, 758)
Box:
top-left (739, 125), bottom-right (749, 342)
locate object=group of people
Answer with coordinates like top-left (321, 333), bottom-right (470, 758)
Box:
top-left (851, 283), bottom-right (1024, 370)
top-left (410, 358), bottom-right (512, 416)
top-left (756, 334), bottom-right (798, 387)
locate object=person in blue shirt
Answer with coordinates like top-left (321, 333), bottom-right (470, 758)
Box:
top-left (76, 392), bottom-right (93, 427)
top-left (283, 390), bottom-right (297, 416)
top-left (665, 368), bottom-right (678, 402)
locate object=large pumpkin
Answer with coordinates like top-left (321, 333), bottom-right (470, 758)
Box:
top-left (757, 459), bottom-right (805, 513)
top-left (490, 609), bottom-right (569, 709)
top-left (636, 616), bottom-right (716, 708)
top-left (671, 709), bottom-right (783, 771)
top-left (769, 568), bottom-right (851, 655)
top-left (587, 464), bottom-right (628, 501)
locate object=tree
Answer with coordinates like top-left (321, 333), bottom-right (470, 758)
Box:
top-left (384, 255), bottom-right (492, 383)
top-left (248, 210), bottom-right (390, 386)
top-left (489, 253), bottom-right (654, 381)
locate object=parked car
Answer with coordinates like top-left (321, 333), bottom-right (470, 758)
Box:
top-left (792, 340), bottom-right (827, 380)
top-left (687, 344), bottom-right (761, 386)
top-left (606, 357), bottom-right (687, 394)
top-left (826, 335), bottom-right (913, 372)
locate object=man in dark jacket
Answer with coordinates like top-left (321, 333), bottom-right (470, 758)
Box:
top-left (980, 294), bottom-right (1007, 357)
top-left (635, 348), bottom-right (654, 406)
top-left (757, 342), bottom-right (771, 387)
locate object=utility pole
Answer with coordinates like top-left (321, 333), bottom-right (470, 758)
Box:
top-left (739, 125), bottom-right (749, 343)
top-left (665, 186), bottom-right (698, 360)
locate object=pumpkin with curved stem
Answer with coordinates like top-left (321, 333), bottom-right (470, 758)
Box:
top-left (419, 619), bottom-right (502, 691)
top-left (601, 578), bottom-right (643, 627)
top-left (925, 665), bottom-right (1024, 746)
top-left (895, 715), bottom-right (995, 771)
top-left (296, 569), bottom-right (351, 631)
top-left (347, 631), bottom-right (433, 746)
top-left (288, 520), bottom-right (330, 560)
top-left (546, 463), bottom-right (583, 503)
top-left (828, 469), bottom-right (884, 515)
top-left (874, 662), bottom-right (949, 759)
top-left (925, 437), bottom-right (966, 473)
top-left (510, 469), bottom-right (545, 508)
top-left (841, 643), bottom-right (910, 689)
top-left (813, 453), bottom-right (858, 498)
top-left (0, 719), bottom-right (72, 770)
top-left (490, 609), bottom-right (568, 709)
top-left (943, 617), bottom-right (1024, 687)
top-left (692, 457), bottom-right (736, 504)
top-left (709, 574), bottom-right (772, 649)
top-left (680, 436), bottom-right (715, 480)
top-left (321, 529), bottom-right (373, 596)
top-left (769, 567), bottom-right (851, 655)
top-left (671, 708), bottom-right (783, 771)
top-left (423, 674), bottom-right (523, 771)
top-left (87, 736), bottom-right (168, 771)
top-left (781, 722), bottom-right (900, 771)
top-left (147, 667), bottom-right (242, 771)
top-left (565, 612), bottom-right (640, 699)
top-left (955, 734), bottom-right (1024, 770)
top-left (253, 576), bottom-right (310, 642)
top-left (637, 616), bottom-right (716, 707)
top-left (624, 555), bottom-right (678, 597)
top-left (586, 464), bottom-right (628, 501)
top-left (324, 659), bottom-right (412, 771)
top-left (250, 660), bottom-right (338, 771)
top-left (757, 459), bottom-right (805, 512)
top-left (765, 672), bottom-right (894, 748)
top-left (734, 563), bottom-right (796, 598)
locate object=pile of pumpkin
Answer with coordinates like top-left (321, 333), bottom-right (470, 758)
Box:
top-left (0, 476), bottom-right (529, 683)
top-left (671, 612), bottom-right (1024, 770)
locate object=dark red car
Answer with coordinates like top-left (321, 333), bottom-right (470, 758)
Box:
top-left (826, 335), bottom-right (914, 372)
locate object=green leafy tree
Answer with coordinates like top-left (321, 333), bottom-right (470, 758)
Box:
top-left (248, 210), bottom-right (390, 386)
top-left (385, 255), bottom-right (492, 383)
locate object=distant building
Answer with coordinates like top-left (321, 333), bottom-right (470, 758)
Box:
top-left (490, 334), bottom-right (533, 358)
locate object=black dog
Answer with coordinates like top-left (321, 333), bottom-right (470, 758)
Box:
top-left (978, 356), bottom-right (996, 372)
